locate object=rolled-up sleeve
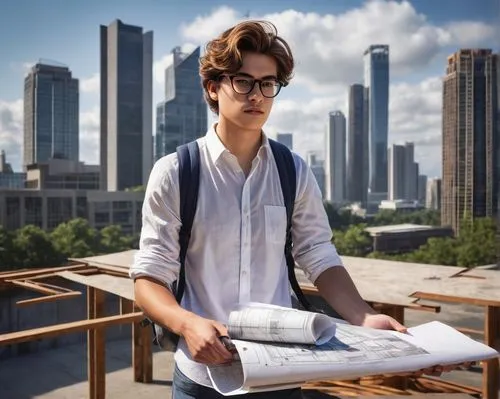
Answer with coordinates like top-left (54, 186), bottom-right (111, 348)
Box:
top-left (129, 154), bottom-right (181, 289)
top-left (291, 156), bottom-right (343, 284)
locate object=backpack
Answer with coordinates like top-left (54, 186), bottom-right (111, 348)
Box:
top-left (145, 138), bottom-right (315, 350)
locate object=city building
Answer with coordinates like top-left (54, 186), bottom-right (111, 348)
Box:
top-left (388, 142), bottom-right (418, 201)
top-left (25, 158), bottom-right (100, 190)
top-left (365, 224), bottom-right (453, 254)
top-left (276, 133), bottom-right (293, 150)
top-left (306, 152), bottom-right (325, 198)
top-left (0, 151), bottom-right (26, 189)
top-left (346, 84), bottom-right (368, 205)
top-left (441, 49), bottom-right (499, 233)
top-left (100, 19), bottom-right (153, 191)
top-left (0, 189), bottom-right (144, 235)
top-left (417, 174), bottom-right (428, 205)
top-left (426, 177), bottom-right (442, 210)
top-left (364, 45), bottom-right (390, 200)
top-left (23, 62), bottom-right (79, 169)
top-left (379, 199), bottom-right (424, 212)
top-left (325, 111), bottom-right (346, 204)
top-left (155, 46), bottom-right (207, 159)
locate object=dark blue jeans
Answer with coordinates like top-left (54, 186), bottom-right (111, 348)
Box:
top-left (172, 365), bottom-right (303, 399)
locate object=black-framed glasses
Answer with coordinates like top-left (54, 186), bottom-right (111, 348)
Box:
top-left (220, 74), bottom-right (284, 98)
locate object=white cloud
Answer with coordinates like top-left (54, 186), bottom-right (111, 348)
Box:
top-left (445, 21), bottom-right (497, 46)
top-left (153, 54), bottom-right (172, 87)
top-left (79, 107), bottom-right (100, 165)
top-left (80, 73), bottom-right (100, 93)
top-left (0, 99), bottom-right (23, 171)
top-left (9, 61), bottom-right (35, 77)
top-left (179, 1), bottom-right (495, 91)
top-left (180, 6), bottom-right (240, 42)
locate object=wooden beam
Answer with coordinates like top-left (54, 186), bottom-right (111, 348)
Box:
top-left (133, 317), bottom-right (153, 383)
top-left (0, 312), bottom-right (144, 346)
top-left (93, 264), bottom-right (130, 275)
top-left (28, 268), bottom-right (99, 280)
top-left (95, 289), bottom-right (106, 399)
top-left (8, 280), bottom-right (63, 295)
top-left (0, 264), bottom-right (89, 281)
top-left (16, 291), bottom-right (82, 307)
top-left (483, 305), bottom-right (500, 399)
top-left (410, 291), bottom-right (500, 307)
top-left (87, 287), bottom-right (96, 399)
top-left (87, 287), bottom-right (107, 399)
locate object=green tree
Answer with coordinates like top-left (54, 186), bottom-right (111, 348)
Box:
top-left (50, 218), bottom-right (100, 259)
top-left (11, 225), bottom-right (63, 268)
top-left (370, 209), bottom-right (441, 227)
top-left (406, 237), bottom-right (458, 266)
top-left (371, 209), bottom-right (401, 226)
top-left (0, 226), bottom-right (15, 271)
top-left (99, 225), bottom-right (134, 253)
top-left (332, 224), bottom-right (372, 257)
top-left (323, 202), bottom-right (364, 231)
top-left (455, 217), bottom-right (497, 267)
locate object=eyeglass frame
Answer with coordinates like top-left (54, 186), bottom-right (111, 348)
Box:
top-left (218, 73), bottom-right (286, 98)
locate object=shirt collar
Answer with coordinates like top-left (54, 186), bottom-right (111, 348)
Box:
top-left (205, 123), bottom-right (272, 164)
top-left (205, 124), bottom-right (227, 163)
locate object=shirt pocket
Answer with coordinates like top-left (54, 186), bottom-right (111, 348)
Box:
top-left (264, 205), bottom-right (287, 245)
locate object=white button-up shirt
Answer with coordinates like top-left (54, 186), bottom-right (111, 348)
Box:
top-left (130, 126), bottom-right (343, 386)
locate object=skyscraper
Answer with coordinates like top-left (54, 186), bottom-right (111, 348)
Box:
top-left (388, 142), bottom-right (418, 201)
top-left (442, 49), bottom-right (499, 233)
top-left (388, 144), bottom-right (405, 201)
top-left (346, 84), bottom-right (368, 205)
top-left (276, 133), bottom-right (293, 150)
top-left (417, 175), bottom-right (428, 205)
top-left (23, 62), bottom-right (79, 169)
top-left (426, 178), bottom-right (442, 210)
top-left (364, 45), bottom-right (389, 199)
top-left (155, 46), bottom-right (207, 159)
top-left (306, 152), bottom-right (325, 199)
top-left (100, 19), bottom-right (153, 191)
top-left (326, 111), bottom-right (346, 204)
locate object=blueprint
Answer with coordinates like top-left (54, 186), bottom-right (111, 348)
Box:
top-left (207, 304), bottom-right (499, 396)
top-left (260, 324), bottom-right (429, 366)
top-left (227, 302), bottom-right (336, 345)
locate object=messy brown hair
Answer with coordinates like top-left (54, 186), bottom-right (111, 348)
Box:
top-left (199, 20), bottom-right (294, 113)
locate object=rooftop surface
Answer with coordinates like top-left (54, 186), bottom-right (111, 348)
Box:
top-left (365, 223), bottom-right (442, 235)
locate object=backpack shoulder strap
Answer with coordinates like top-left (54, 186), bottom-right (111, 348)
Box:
top-left (268, 139), bottom-right (313, 312)
top-left (175, 140), bottom-right (201, 303)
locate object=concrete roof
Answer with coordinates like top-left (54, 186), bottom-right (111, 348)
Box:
top-left (72, 250), bottom-right (499, 307)
top-left (364, 223), bottom-right (437, 235)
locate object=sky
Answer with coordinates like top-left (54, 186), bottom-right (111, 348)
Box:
top-left (0, 0), bottom-right (497, 177)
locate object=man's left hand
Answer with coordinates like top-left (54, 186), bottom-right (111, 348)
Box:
top-left (361, 313), bottom-right (407, 332)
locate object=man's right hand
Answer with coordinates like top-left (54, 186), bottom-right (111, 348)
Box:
top-left (181, 314), bottom-right (234, 365)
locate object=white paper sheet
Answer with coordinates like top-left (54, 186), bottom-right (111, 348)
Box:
top-left (208, 306), bottom-right (499, 396)
top-left (227, 302), bottom-right (336, 345)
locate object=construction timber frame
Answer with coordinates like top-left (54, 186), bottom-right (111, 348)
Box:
top-left (0, 251), bottom-right (498, 398)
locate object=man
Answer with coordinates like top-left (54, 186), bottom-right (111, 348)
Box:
top-left (130, 20), bottom-right (452, 399)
